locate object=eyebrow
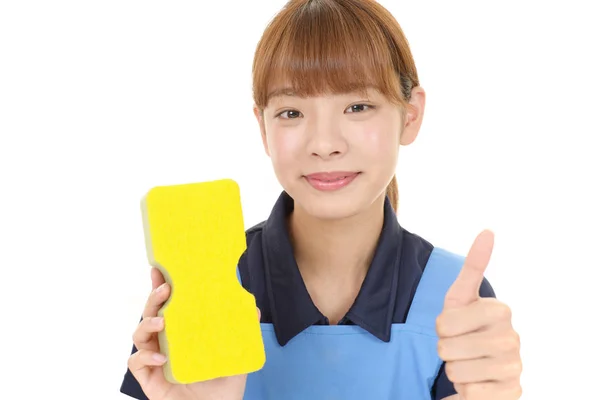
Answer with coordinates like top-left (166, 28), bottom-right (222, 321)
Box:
top-left (267, 88), bottom-right (299, 101)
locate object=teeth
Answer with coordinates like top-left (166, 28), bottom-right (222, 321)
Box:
top-left (325, 177), bottom-right (346, 182)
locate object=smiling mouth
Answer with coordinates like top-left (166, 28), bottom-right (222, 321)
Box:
top-left (303, 171), bottom-right (361, 191)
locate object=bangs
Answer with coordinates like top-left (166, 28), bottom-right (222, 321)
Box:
top-left (252, 0), bottom-right (409, 109)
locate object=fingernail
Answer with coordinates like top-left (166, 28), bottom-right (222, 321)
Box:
top-left (156, 283), bottom-right (165, 293)
top-left (152, 317), bottom-right (163, 325)
top-left (153, 353), bottom-right (167, 363)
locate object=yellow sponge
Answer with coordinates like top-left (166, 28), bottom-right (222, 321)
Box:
top-left (140, 178), bottom-right (265, 384)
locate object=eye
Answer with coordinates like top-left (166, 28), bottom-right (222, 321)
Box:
top-left (345, 104), bottom-right (374, 113)
top-left (276, 109), bottom-right (302, 119)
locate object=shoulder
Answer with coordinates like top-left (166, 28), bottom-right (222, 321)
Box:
top-left (400, 227), bottom-right (435, 272)
top-left (246, 220), bottom-right (266, 238)
top-left (244, 220), bottom-right (266, 255)
top-left (236, 220), bottom-right (274, 321)
top-left (400, 227), bottom-right (496, 299)
top-left (237, 220), bottom-right (268, 291)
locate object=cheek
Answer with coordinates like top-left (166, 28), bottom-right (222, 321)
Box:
top-left (359, 126), bottom-right (399, 161)
top-left (266, 126), bottom-right (304, 168)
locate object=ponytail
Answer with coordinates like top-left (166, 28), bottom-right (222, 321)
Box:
top-left (386, 175), bottom-right (399, 213)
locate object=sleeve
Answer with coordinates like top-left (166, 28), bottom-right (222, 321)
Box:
top-left (431, 363), bottom-right (455, 400)
top-left (431, 277), bottom-right (496, 399)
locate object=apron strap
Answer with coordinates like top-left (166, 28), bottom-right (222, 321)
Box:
top-left (406, 247), bottom-right (464, 330)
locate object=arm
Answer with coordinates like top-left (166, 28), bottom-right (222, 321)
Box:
top-left (442, 396), bottom-right (460, 400)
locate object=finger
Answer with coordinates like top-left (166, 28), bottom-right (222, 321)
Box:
top-left (257, 307), bottom-right (261, 321)
top-left (128, 349), bottom-right (167, 385)
top-left (150, 267), bottom-right (166, 290)
top-left (133, 316), bottom-right (165, 351)
top-left (142, 282), bottom-right (171, 319)
top-left (437, 298), bottom-right (512, 337)
top-left (445, 355), bottom-right (522, 384)
top-left (455, 380), bottom-right (522, 400)
top-left (444, 229), bottom-right (494, 308)
top-left (437, 324), bottom-right (520, 361)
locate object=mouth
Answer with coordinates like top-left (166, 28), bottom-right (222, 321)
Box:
top-left (303, 171), bottom-right (361, 191)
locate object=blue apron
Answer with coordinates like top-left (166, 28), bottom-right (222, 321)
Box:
top-left (237, 247), bottom-right (463, 400)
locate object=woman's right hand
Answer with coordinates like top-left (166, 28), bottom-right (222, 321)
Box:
top-left (127, 267), bottom-right (258, 400)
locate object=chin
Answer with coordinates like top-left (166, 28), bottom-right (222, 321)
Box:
top-left (297, 196), bottom-right (362, 220)
top-left (287, 178), bottom-right (382, 221)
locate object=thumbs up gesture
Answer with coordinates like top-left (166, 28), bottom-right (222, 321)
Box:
top-left (436, 230), bottom-right (522, 399)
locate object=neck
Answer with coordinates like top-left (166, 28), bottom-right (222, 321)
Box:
top-left (288, 194), bottom-right (387, 281)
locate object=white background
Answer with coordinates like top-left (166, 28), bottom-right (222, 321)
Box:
top-left (1, 0), bottom-right (598, 398)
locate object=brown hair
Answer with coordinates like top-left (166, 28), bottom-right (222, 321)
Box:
top-left (252, 0), bottom-right (420, 213)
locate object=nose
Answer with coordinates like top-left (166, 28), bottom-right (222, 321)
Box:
top-left (306, 118), bottom-right (348, 160)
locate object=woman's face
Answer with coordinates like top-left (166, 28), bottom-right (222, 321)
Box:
top-left (254, 86), bottom-right (425, 220)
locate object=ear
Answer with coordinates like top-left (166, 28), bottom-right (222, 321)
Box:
top-left (253, 104), bottom-right (270, 157)
top-left (399, 86), bottom-right (426, 146)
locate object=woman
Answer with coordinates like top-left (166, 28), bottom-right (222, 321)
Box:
top-left (120, 1), bottom-right (522, 399)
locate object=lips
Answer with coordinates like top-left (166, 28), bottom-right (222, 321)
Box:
top-left (305, 172), bottom-right (359, 181)
top-left (304, 171), bottom-right (360, 191)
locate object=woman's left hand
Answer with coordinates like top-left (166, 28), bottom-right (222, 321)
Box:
top-left (436, 230), bottom-right (522, 399)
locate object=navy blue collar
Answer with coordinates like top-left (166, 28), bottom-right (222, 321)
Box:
top-left (261, 191), bottom-right (404, 346)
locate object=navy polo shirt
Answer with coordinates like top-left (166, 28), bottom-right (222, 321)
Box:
top-left (120, 191), bottom-right (496, 400)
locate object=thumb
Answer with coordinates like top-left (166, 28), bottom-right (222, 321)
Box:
top-left (444, 229), bottom-right (494, 308)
